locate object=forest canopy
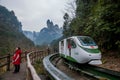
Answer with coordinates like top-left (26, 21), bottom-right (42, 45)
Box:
top-left (63, 0), bottom-right (120, 51)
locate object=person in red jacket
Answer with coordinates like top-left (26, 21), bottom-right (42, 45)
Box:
top-left (12, 47), bottom-right (22, 73)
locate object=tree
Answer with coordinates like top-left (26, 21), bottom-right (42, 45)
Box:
top-left (62, 0), bottom-right (120, 51)
top-left (63, 13), bottom-right (71, 37)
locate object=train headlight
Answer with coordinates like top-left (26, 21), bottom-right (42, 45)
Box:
top-left (89, 54), bottom-right (91, 56)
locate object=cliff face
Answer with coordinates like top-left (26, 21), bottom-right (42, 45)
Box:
top-left (23, 19), bottom-right (62, 45)
top-left (0, 5), bottom-right (34, 55)
top-left (0, 5), bottom-right (22, 32)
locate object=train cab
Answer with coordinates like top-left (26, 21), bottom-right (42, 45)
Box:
top-left (59, 36), bottom-right (102, 65)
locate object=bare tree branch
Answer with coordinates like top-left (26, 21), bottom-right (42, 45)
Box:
top-left (65, 0), bottom-right (76, 19)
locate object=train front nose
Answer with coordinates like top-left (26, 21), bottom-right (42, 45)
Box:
top-left (88, 59), bottom-right (102, 65)
top-left (88, 53), bottom-right (102, 65)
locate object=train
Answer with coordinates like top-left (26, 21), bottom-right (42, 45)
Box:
top-left (59, 36), bottom-right (102, 65)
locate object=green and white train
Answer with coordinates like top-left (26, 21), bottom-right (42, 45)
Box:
top-left (59, 36), bottom-right (102, 65)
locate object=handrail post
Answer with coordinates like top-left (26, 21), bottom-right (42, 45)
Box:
top-left (25, 51), bottom-right (27, 61)
top-left (47, 48), bottom-right (50, 55)
top-left (7, 53), bottom-right (10, 71)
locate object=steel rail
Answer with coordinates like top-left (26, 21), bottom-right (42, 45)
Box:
top-left (64, 60), bottom-right (120, 80)
top-left (43, 53), bottom-right (120, 80)
top-left (43, 53), bottom-right (74, 80)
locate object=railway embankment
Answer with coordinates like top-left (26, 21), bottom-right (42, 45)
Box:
top-left (52, 57), bottom-right (96, 80)
top-left (99, 51), bottom-right (120, 72)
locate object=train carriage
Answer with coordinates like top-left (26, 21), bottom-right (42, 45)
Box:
top-left (59, 36), bottom-right (102, 65)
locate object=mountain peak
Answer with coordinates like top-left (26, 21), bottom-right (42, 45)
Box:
top-left (47, 19), bottom-right (53, 28)
top-left (23, 19), bottom-right (62, 45)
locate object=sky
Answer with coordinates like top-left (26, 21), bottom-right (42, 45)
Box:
top-left (0, 0), bottom-right (74, 31)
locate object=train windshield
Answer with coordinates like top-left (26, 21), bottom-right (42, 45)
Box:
top-left (77, 36), bottom-right (97, 46)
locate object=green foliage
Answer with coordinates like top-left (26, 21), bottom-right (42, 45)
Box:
top-left (50, 36), bottom-right (66, 52)
top-left (34, 60), bottom-right (46, 75)
top-left (62, 0), bottom-right (120, 51)
top-left (63, 13), bottom-right (71, 37)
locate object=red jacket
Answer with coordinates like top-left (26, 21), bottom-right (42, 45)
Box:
top-left (68, 43), bottom-right (71, 49)
top-left (12, 50), bottom-right (22, 65)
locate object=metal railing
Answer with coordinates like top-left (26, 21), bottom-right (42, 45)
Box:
top-left (43, 53), bottom-right (73, 80)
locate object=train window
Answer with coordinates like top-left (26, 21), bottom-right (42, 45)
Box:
top-left (71, 40), bottom-right (76, 48)
top-left (77, 36), bottom-right (97, 46)
top-left (67, 39), bottom-right (76, 49)
top-left (61, 41), bottom-right (64, 53)
top-left (61, 41), bottom-right (64, 46)
top-left (67, 39), bottom-right (71, 48)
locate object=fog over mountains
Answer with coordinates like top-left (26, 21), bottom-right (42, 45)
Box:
top-left (0, 5), bottom-right (34, 54)
top-left (23, 19), bottom-right (63, 45)
top-left (0, 4), bottom-right (62, 55)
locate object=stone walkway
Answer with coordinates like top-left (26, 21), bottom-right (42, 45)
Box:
top-left (0, 62), bottom-right (26, 80)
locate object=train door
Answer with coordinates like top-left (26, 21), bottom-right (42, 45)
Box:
top-left (67, 39), bottom-right (71, 56)
top-left (59, 39), bottom-right (68, 57)
top-left (61, 40), bottom-right (64, 54)
top-left (70, 39), bottom-right (77, 57)
top-left (67, 39), bottom-right (77, 57)
top-left (64, 39), bottom-right (67, 57)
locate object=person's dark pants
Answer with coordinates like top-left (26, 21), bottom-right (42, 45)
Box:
top-left (14, 64), bottom-right (20, 73)
top-left (69, 49), bottom-right (71, 56)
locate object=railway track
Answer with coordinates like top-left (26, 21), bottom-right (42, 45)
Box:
top-left (65, 61), bottom-right (120, 80)
top-left (43, 53), bottom-right (73, 80)
top-left (43, 53), bottom-right (120, 80)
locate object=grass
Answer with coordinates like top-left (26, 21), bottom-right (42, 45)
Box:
top-left (33, 60), bottom-right (52, 80)
top-left (33, 60), bottom-right (46, 75)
